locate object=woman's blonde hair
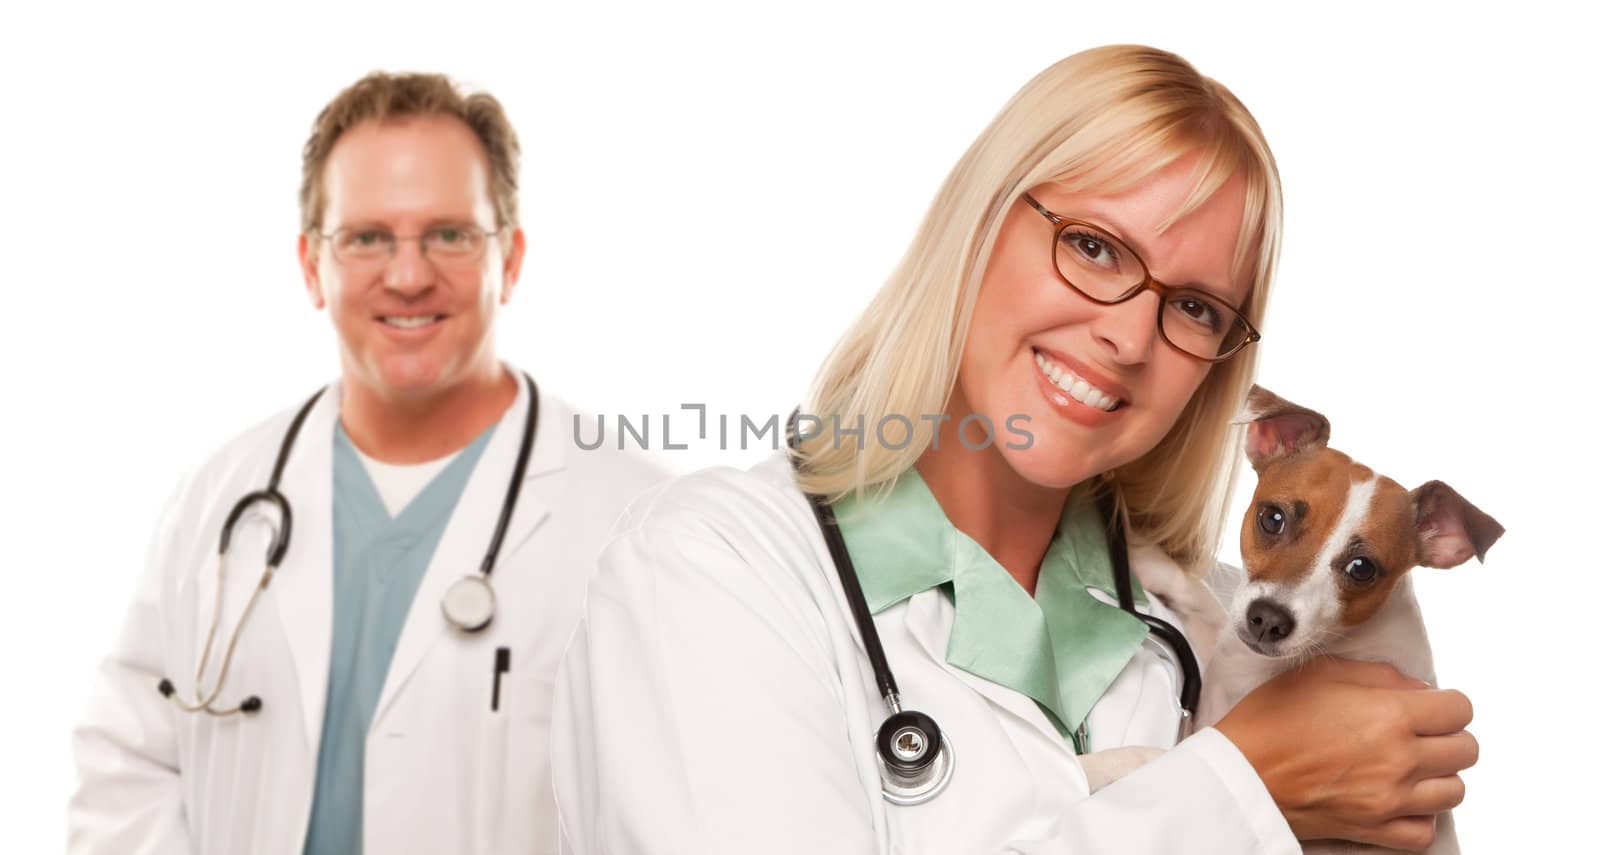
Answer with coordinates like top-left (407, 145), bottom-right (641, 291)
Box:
top-left (792, 44), bottom-right (1282, 572)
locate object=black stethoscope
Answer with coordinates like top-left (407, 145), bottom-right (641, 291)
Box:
top-left (157, 373), bottom-right (539, 717)
top-left (787, 414), bottom-right (1200, 805)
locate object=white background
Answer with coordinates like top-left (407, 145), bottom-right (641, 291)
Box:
top-left (4, 0), bottom-right (1595, 849)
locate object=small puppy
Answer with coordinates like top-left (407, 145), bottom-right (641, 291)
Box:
top-left (1082, 386), bottom-right (1503, 855)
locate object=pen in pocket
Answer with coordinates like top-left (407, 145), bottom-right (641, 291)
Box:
top-left (491, 647), bottom-right (510, 712)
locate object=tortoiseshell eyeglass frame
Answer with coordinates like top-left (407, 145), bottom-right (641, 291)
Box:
top-left (1020, 192), bottom-right (1262, 363)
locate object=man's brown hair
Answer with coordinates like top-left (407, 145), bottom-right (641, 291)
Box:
top-left (299, 71), bottom-right (521, 234)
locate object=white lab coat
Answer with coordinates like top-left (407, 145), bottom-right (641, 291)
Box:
top-left (69, 368), bottom-right (670, 855)
top-left (552, 452), bottom-right (1302, 854)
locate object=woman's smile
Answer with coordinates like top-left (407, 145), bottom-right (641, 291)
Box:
top-left (1030, 347), bottom-right (1129, 428)
top-left (1032, 347), bottom-right (1129, 411)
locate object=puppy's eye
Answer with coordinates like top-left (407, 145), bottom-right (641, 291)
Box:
top-left (1257, 504), bottom-right (1287, 536)
top-left (1344, 557), bottom-right (1381, 584)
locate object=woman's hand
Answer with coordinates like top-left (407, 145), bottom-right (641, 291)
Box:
top-left (1213, 656), bottom-right (1477, 852)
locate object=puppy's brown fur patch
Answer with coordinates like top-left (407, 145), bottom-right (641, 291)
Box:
top-left (1242, 448), bottom-right (1426, 625)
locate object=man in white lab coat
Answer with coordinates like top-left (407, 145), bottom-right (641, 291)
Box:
top-left (67, 71), bottom-right (669, 855)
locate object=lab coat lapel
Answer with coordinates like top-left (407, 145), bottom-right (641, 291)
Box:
top-left (269, 385), bottom-right (340, 758)
top-left (900, 588), bottom-right (1066, 747)
top-left (371, 371), bottom-right (563, 725)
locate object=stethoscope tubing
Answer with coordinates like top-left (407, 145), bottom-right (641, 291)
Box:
top-left (479, 374), bottom-right (539, 578)
top-left (219, 387), bottom-right (325, 566)
top-left (803, 469), bottom-right (904, 710)
top-left (1098, 489), bottom-right (1203, 717)
top-left (165, 387), bottom-right (326, 716)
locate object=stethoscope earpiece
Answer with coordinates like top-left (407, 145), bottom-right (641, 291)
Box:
top-left (875, 709), bottom-right (955, 805)
top-left (156, 676), bottom-right (263, 716)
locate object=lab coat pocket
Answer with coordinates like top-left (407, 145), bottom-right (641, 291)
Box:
top-left (474, 685), bottom-right (511, 852)
top-left (476, 670), bottom-right (555, 855)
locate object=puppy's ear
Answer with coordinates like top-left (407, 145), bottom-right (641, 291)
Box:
top-left (1411, 481), bottom-right (1505, 568)
top-left (1233, 386), bottom-right (1331, 471)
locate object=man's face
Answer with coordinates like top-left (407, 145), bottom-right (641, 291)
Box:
top-left (298, 114), bottom-right (525, 401)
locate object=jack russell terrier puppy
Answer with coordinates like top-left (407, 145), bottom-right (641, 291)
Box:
top-left (1081, 386), bottom-right (1503, 854)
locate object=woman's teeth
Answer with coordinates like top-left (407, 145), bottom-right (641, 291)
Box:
top-left (1034, 351), bottom-right (1121, 411)
top-left (381, 315), bottom-right (443, 329)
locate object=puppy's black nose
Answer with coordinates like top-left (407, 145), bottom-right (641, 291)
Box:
top-left (1246, 599), bottom-right (1296, 643)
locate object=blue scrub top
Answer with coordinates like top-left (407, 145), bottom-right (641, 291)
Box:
top-left (301, 421), bottom-right (496, 855)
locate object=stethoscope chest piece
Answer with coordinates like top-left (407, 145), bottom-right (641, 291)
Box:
top-left (441, 575), bottom-right (496, 633)
top-left (876, 710), bottom-right (954, 806)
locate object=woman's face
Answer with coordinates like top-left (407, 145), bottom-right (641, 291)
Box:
top-left (953, 153), bottom-right (1252, 490)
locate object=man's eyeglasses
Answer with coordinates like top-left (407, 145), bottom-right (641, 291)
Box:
top-left (314, 223), bottom-right (505, 267)
top-left (1021, 193), bottom-right (1260, 362)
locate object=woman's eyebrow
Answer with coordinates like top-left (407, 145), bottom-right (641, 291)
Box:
top-left (1071, 206), bottom-right (1240, 303)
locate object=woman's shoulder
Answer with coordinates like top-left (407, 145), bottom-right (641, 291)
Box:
top-left (586, 453), bottom-right (844, 650)
top-left (594, 451), bottom-right (827, 583)
top-left (609, 451), bottom-right (812, 540)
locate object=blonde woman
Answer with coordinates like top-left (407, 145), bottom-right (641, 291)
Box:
top-left (551, 45), bottom-right (1475, 853)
